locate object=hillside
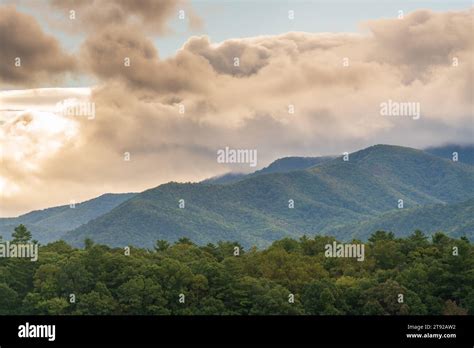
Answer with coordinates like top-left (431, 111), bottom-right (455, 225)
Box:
top-left (329, 198), bottom-right (474, 240)
top-left (201, 172), bottom-right (247, 185)
top-left (424, 144), bottom-right (474, 165)
top-left (64, 145), bottom-right (474, 248)
top-left (0, 193), bottom-right (136, 243)
top-left (202, 156), bottom-right (333, 185)
top-left (252, 156), bottom-right (334, 175)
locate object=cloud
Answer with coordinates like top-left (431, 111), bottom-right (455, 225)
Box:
top-left (1, 7), bottom-right (473, 216)
top-left (365, 9), bottom-right (473, 67)
top-left (0, 5), bottom-right (76, 86)
top-left (79, 26), bottom-right (217, 93)
top-left (49, 0), bottom-right (197, 34)
top-left (183, 36), bottom-right (271, 76)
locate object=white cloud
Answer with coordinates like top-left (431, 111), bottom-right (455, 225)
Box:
top-left (0, 8), bottom-right (473, 217)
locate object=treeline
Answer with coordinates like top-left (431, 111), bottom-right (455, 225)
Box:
top-left (0, 225), bottom-right (472, 315)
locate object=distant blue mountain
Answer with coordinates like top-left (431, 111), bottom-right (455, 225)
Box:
top-left (0, 193), bottom-right (136, 243)
top-left (424, 144), bottom-right (474, 165)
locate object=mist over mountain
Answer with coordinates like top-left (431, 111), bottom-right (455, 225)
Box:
top-left (202, 156), bottom-right (334, 185)
top-left (61, 145), bottom-right (474, 248)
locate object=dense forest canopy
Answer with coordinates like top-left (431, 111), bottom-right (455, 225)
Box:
top-left (0, 225), bottom-right (472, 315)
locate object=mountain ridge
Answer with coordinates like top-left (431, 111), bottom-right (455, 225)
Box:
top-left (63, 144), bottom-right (474, 248)
top-left (0, 193), bottom-right (136, 243)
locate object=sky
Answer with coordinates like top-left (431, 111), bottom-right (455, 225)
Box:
top-left (0, 0), bottom-right (473, 217)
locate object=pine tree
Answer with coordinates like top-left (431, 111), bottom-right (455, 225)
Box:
top-left (11, 224), bottom-right (32, 244)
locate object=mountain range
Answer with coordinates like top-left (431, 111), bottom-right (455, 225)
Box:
top-left (0, 193), bottom-right (135, 243)
top-left (1, 144), bottom-right (473, 248)
top-left (425, 144), bottom-right (474, 165)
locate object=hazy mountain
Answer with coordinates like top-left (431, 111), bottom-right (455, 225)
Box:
top-left (424, 144), bottom-right (474, 165)
top-left (203, 144), bottom-right (474, 185)
top-left (202, 156), bottom-right (334, 184)
top-left (64, 145), bottom-right (474, 248)
top-left (201, 172), bottom-right (247, 185)
top-left (0, 193), bottom-right (136, 243)
top-left (252, 156), bottom-right (335, 175)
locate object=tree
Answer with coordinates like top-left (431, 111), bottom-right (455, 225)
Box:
top-left (369, 235), bottom-right (404, 269)
top-left (155, 240), bottom-right (170, 252)
top-left (74, 283), bottom-right (118, 315)
top-left (197, 297), bottom-right (226, 315)
top-left (442, 300), bottom-right (468, 315)
top-left (176, 237), bottom-right (194, 246)
top-left (271, 238), bottom-right (300, 253)
top-left (0, 283), bottom-right (19, 314)
top-left (368, 230), bottom-right (395, 244)
top-left (302, 279), bottom-right (343, 315)
top-left (117, 276), bottom-right (169, 314)
top-left (365, 280), bottom-right (410, 315)
top-left (0, 231), bottom-right (472, 316)
top-left (11, 224), bottom-right (32, 244)
top-left (84, 238), bottom-right (94, 250)
top-left (409, 230), bottom-right (428, 244)
top-left (36, 297), bottom-right (69, 315)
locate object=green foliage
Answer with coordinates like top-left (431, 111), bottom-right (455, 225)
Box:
top-left (11, 224), bottom-right (32, 244)
top-left (155, 240), bottom-right (170, 252)
top-left (0, 228), bottom-right (471, 315)
top-left (332, 199), bottom-right (474, 240)
top-left (0, 283), bottom-right (19, 314)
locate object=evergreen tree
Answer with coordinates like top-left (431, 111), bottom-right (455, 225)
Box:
top-left (11, 224), bottom-right (32, 244)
